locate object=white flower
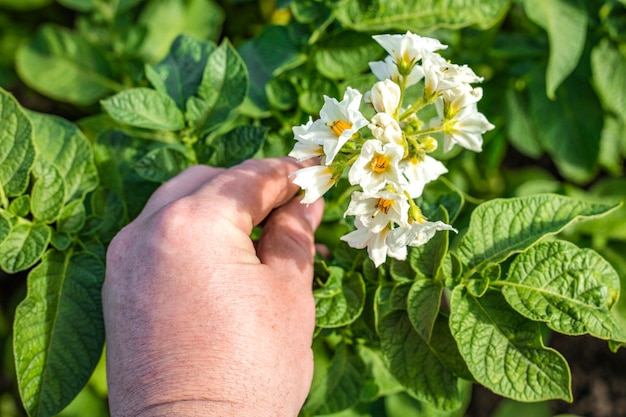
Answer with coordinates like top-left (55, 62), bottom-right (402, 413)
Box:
top-left (368, 113), bottom-right (404, 146)
top-left (369, 56), bottom-right (425, 87)
top-left (389, 219), bottom-right (457, 249)
top-left (289, 117), bottom-right (323, 161)
top-left (367, 79), bottom-right (401, 115)
top-left (432, 101), bottom-right (494, 153)
top-left (340, 220), bottom-right (407, 267)
top-left (291, 165), bottom-right (336, 204)
top-left (441, 84), bottom-right (484, 117)
top-left (299, 87), bottom-right (368, 164)
top-left (400, 155), bottom-right (448, 198)
top-left (344, 190), bottom-right (410, 233)
top-left (373, 31), bottom-right (447, 69)
top-left (289, 141), bottom-right (324, 162)
top-left (348, 139), bottom-right (405, 192)
top-left (422, 52), bottom-right (483, 98)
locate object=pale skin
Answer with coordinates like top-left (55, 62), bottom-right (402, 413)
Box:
top-left (102, 157), bottom-right (325, 417)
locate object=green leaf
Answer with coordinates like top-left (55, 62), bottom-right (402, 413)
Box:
top-left (238, 25), bottom-right (302, 109)
top-left (314, 30), bottom-right (384, 80)
top-left (265, 78), bottom-right (298, 111)
top-left (112, 0), bottom-right (144, 13)
top-left (523, 0), bottom-right (587, 99)
top-left (505, 83), bottom-right (543, 158)
top-left (0, 0), bottom-right (52, 10)
top-left (405, 205), bottom-right (451, 282)
top-left (29, 112), bottom-right (99, 203)
top-left (314, 267), bottom-right (366, 328)
top-left (592, 39), bottom-right (626, 125)
top-left (203, 125), bottom-right (267, 168)
top-left (298, 75), bottom-right (339, 115)
top-left (146, 35), bottom-right (216, 110)
top-left (357, 345), bottom-right (403, 399)
top-left (30, 160), bottom-right (65, 223)
top-left (379, 310), bottom-right (462, 410)
top-left (14, 250), bottom-right (105, 417)
top-left (50, 231), bottom-right (72, 251)
top-left (419, 181), bottom-right (464, 224)
top-left (502, 240), bottom-right (625, 341)
top-left (15, 25), bottom-right (116, 106)
top-left (134, 146), bottom-right (192, 183)
top-left (0, 213), bottom-right (10, 245)
top-left (101, 88), bottom-right (185, 131)
top-left (0, 221), bottom-right (51, 273)
top-left (57, 0), bottom-right (96, 11)
top-left (57, 199), bottom-right (86, 234)
top-left (334, 0), bottom-right (511, 32)
top-left (598, 115), bottom-right (626, 175)
top-left (138, 0), bottom-right (224, 63)
top-left (8, 195), bottom-right (30, 217)
top-left (185, 40), bottom-right (249, 136)
top-left (389, 257), bottom-right (415, 282)
top-left (303, 342), bottom-right (370, 416)
top-left (456, 194), bottom-right (618, 272)
top-left (449, 288), bottom-right (572, 402)
top-left (407, 279), bottom-right (442, 341)
top-left (0, 89), bottom-right (35, 199)
top-left (527, 68), bottom-right (603, 183)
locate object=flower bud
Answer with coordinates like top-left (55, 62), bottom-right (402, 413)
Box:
top-left (368, 79), bottom-right (401, 114)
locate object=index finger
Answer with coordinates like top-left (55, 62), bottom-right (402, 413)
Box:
top-left (186, 157), bottom-right (304, 234)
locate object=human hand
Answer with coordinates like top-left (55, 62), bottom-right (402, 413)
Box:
top-left (102, 157), bottom-right (324, 417)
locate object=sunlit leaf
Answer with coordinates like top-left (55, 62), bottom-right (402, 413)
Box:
top-left (334, 0), bottom-right (511, 32)
top-left (30, 160), bottom-right (65, 223)
top-left (138, 0), bottom-right (224, 63)
top-left (0, 221), bottom-right (51, 273)
top-left (101, 88), bottom-right (185, 131)
top-left (449, 288), bottom-right (572, 402)
top-left (29, 112), bottom-right (99, 203)
top-left (14, 250), bottom-right (105, 417)
top-left (456, 194), bottom-right (618, 272)
top-left (592, 39), bottom-right (626, 124)
top-left (0, 89), bottom-right (34, 198)
top-left (15, 25), bottom-right (115, 105)
top-left (185, 40), bottom-right (249, 135)
top-left (503, 240), bottom-right (625, 341)
top-left (145, 35), bottom-right (216, 110)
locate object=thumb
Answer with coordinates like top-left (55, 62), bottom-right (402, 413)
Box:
top-left (257, 197), bottom-right (324, 277)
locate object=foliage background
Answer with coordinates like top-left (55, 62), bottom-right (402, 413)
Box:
top-left (0, 0), bottom-right (625, 416)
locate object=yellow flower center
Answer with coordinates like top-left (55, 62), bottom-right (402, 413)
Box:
top-left (370, 154), bottom-right (390, 173)
top-left (329, 120), bottom-right (352, 136)
top-left (375, 198), bottom-right (393, 215)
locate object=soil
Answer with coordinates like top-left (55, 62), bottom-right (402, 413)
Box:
top-left (465, 333), bottom-right (626, 417)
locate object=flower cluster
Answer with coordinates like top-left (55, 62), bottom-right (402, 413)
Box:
top-left (289, 31), bottom-right (494, 267)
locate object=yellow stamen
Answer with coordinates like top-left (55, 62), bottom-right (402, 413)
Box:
top-left (370, 155), bottom-right (389, 173)
top-left (375, 198), bottom-right (393, 215)
top-left (329, 120), bottom-right (352, 136)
